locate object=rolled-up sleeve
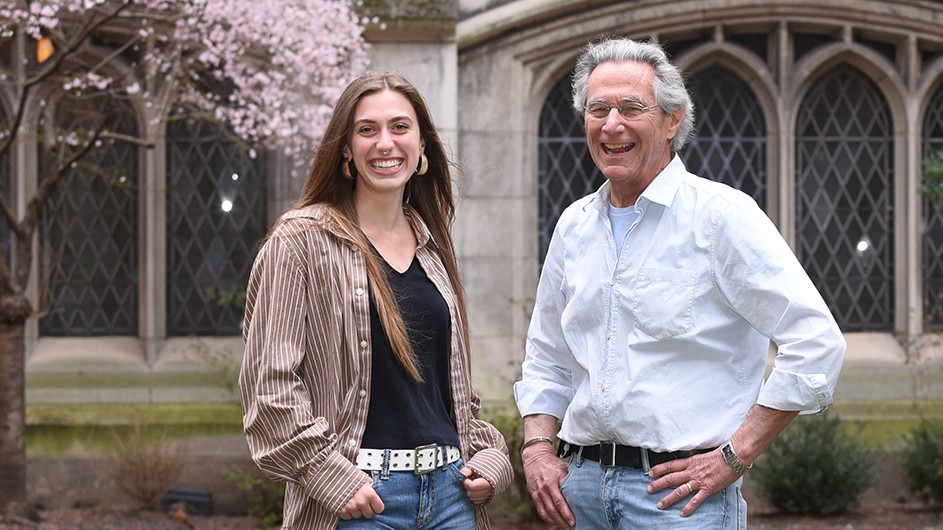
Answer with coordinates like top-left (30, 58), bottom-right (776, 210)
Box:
top-left (713, 196), bottom-right (846, 414)
top-left (515, 218), bottom-right (575, 420)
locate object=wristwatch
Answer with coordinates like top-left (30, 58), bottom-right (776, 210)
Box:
top-left (720, 441), bottom-right (752, 474)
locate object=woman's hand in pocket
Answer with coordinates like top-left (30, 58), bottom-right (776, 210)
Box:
top-left (337, 479), bottom-right (385, 520)
top-left (459, 468), bottom-right (493, 505)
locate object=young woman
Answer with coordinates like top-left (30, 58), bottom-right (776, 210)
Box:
top-left (239, 71), bottom-right (513, 529)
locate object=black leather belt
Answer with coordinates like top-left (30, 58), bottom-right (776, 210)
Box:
top-left (558, 441), bottom-right (714, 468)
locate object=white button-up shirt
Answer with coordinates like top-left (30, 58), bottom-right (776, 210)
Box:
top-left (515, 156), bottom-right (845, 452)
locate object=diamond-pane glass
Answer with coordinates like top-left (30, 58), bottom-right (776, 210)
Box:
top-left (538, 76), bottom-right (604, 264)
top-left (166, 117), bottom-right (267, 335)
top-left (796, 65), bottom-right (894, 331)
top-left (39, 96), bottom-right (139, 336)
top-left (682, 65), bottom-right (767, 209)
top-left (922, 85), bottom-right (943, 327)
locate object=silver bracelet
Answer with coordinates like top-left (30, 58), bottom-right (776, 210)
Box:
top-left (521, 436), bottom-right (554, 452)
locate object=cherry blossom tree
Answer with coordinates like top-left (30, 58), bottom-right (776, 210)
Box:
top-left (0, 0), bottom-right (369, 516)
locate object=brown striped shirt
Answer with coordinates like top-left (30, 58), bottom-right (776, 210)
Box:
top-left (239, 204), bottom-right (513, 529)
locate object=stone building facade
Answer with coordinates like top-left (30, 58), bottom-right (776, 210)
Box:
top-left (8, 0), bottom-right (943, 403)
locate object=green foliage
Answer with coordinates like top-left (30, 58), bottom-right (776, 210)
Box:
top-left (923, 149), bottom-right (943, 206)
top-left (754, 414), bottom-right (875, 515)
top-left (183, 337), bottom-right (240, 396)
top-left (479, 404), bottom-right (540, 522)
top-left (225, 466), bottom-right (284, 527)
top-left (203, 286), bottom-right (248, 310)
top-left (901, 419), bottom-right (943, 505)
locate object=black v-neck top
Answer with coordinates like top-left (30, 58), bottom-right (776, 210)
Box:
top-left (360, 254), bottom-right (460, 449)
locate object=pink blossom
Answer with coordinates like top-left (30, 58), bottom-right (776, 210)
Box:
top-left (1, 0), bottom-right (369, 159)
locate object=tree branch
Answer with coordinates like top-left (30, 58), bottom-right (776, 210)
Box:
top-left (0, 2), bottom-right (133, 160)
top-left (13, 119), bottom-right (109, 290)
top-left (100, 130), bottom-right (155, 148)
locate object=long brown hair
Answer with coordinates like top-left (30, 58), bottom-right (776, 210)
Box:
top-left (295, 71), bottom-right (468, 382)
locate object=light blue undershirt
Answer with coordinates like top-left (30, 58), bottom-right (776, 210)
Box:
top-left (608, 203), bottom-right (639, 257)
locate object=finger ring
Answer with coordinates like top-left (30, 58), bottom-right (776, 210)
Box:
top-left (685, 482), bottom-right (693, 494)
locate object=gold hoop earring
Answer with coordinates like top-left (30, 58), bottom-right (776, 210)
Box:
top-left (415, 154), bottom-right (428, 176)
top-left (342, 159), bottom-right (354, 180)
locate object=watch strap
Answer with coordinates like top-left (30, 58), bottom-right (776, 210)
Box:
top-left (721, 441), bottom-right (751, 474)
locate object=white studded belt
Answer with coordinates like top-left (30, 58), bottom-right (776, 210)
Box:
top-left (355, 444), bottom-right (461, 474)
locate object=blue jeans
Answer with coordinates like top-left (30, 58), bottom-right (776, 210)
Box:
top-left (560, 456), bottom-right (747, 529)
top-left (336, 459), bottom-right (475, 529)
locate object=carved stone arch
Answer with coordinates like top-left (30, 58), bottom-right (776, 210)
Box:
top-left (679, 43), bottom-right (781, 218)
top-left (678, 43), bottom-right (779, 128)
top-left (789, 44), bottom-right (909, 131)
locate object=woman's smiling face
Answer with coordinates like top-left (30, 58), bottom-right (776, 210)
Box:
top-left (583, 60), bottom-right (682, 203)
top-left (345, 88), bottom-right (424, 199)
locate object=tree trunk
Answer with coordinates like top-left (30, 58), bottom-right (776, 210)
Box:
top-left (0, 319), bottom-right (27, 518)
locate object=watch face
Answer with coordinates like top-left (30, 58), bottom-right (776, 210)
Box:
top-left (722, 443), bottom-right (745, 473)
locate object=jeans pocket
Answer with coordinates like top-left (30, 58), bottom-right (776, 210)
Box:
top-left (558, 462), bottom-right (575, 492)
top-left (446, 460), bottom-right (468, 484)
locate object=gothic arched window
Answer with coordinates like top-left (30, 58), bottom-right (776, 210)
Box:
top-left (537, 76), bottom-right (602, 264)
top-left (922, 83), bottom-right (943, 328)
top-left (39, 95), bottom-right (139, 336)
top-left (796, 65), bottom-right (894, 331)
top-left (683, 65), bottom-right (767, 209)
top-left (166, 116), bottom-right (267, 335)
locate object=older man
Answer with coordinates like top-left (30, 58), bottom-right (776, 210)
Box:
top-left (515, 37), bottom-right (845, 529)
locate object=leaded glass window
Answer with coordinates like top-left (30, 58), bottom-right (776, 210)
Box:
top-left (39, 96), bottom-right (139, 336)
top-left (796, 65), bottom-right (894, 331)
top-left (683, 65), bottom-right (767, 209)
top-left (538, 76), bottom-right (603, 263)
top-left (166, 116), bottom-right (267, 335)
top-left (922, 84), bottom-right (943, 328)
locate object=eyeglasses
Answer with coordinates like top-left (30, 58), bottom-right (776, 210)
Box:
top-left (584, 101), bottom-right (658, 121)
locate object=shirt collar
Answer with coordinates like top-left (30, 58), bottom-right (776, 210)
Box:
top-left (588, 154), bottom-right (685, 214)
top-left (283, 203), bottom-right (433, 248)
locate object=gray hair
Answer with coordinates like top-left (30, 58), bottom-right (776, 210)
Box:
top-left (571, 38), bottom-right (694, 151)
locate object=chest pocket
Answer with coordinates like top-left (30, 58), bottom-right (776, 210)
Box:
top-left (632, 267), bottom-right (696, 340)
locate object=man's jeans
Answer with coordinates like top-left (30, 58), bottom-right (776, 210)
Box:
top-left (561, 456), bottom-right (747, 529)
top-left (336, 459), bottom-right (475, 529)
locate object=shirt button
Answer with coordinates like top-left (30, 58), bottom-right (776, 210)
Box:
top-left (359, 389), bottom-right (367, 397)
top-left (355, 287), bottom-right (364, 296)
top-left (608, 278), bottom-right (615, 286)
top-left (348, 439), bottom-right (357, 447)
top-left (360, 340), bottom-right (367, 348)
top-left (606, 331), bottom-right (612, 340)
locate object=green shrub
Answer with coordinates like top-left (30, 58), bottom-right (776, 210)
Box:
top-left (225, 466), bottom-right (284, 527)
top-left (479, 404), bottom-right (540, 521)
top-left (753, 414), bottom-right (874, 515)
top-left (901, 419), bottom-right (943, 505)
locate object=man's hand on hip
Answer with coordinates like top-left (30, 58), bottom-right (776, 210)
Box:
top-left (646, 449), bottom-right (741, 517)
top-left (522, 444), bottom-right (575, 529)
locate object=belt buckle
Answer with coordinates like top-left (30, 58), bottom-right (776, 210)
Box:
top-left (600, 442), bottom-right (617, 467)
top-left (414, 443), bottom-right (438, 475)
